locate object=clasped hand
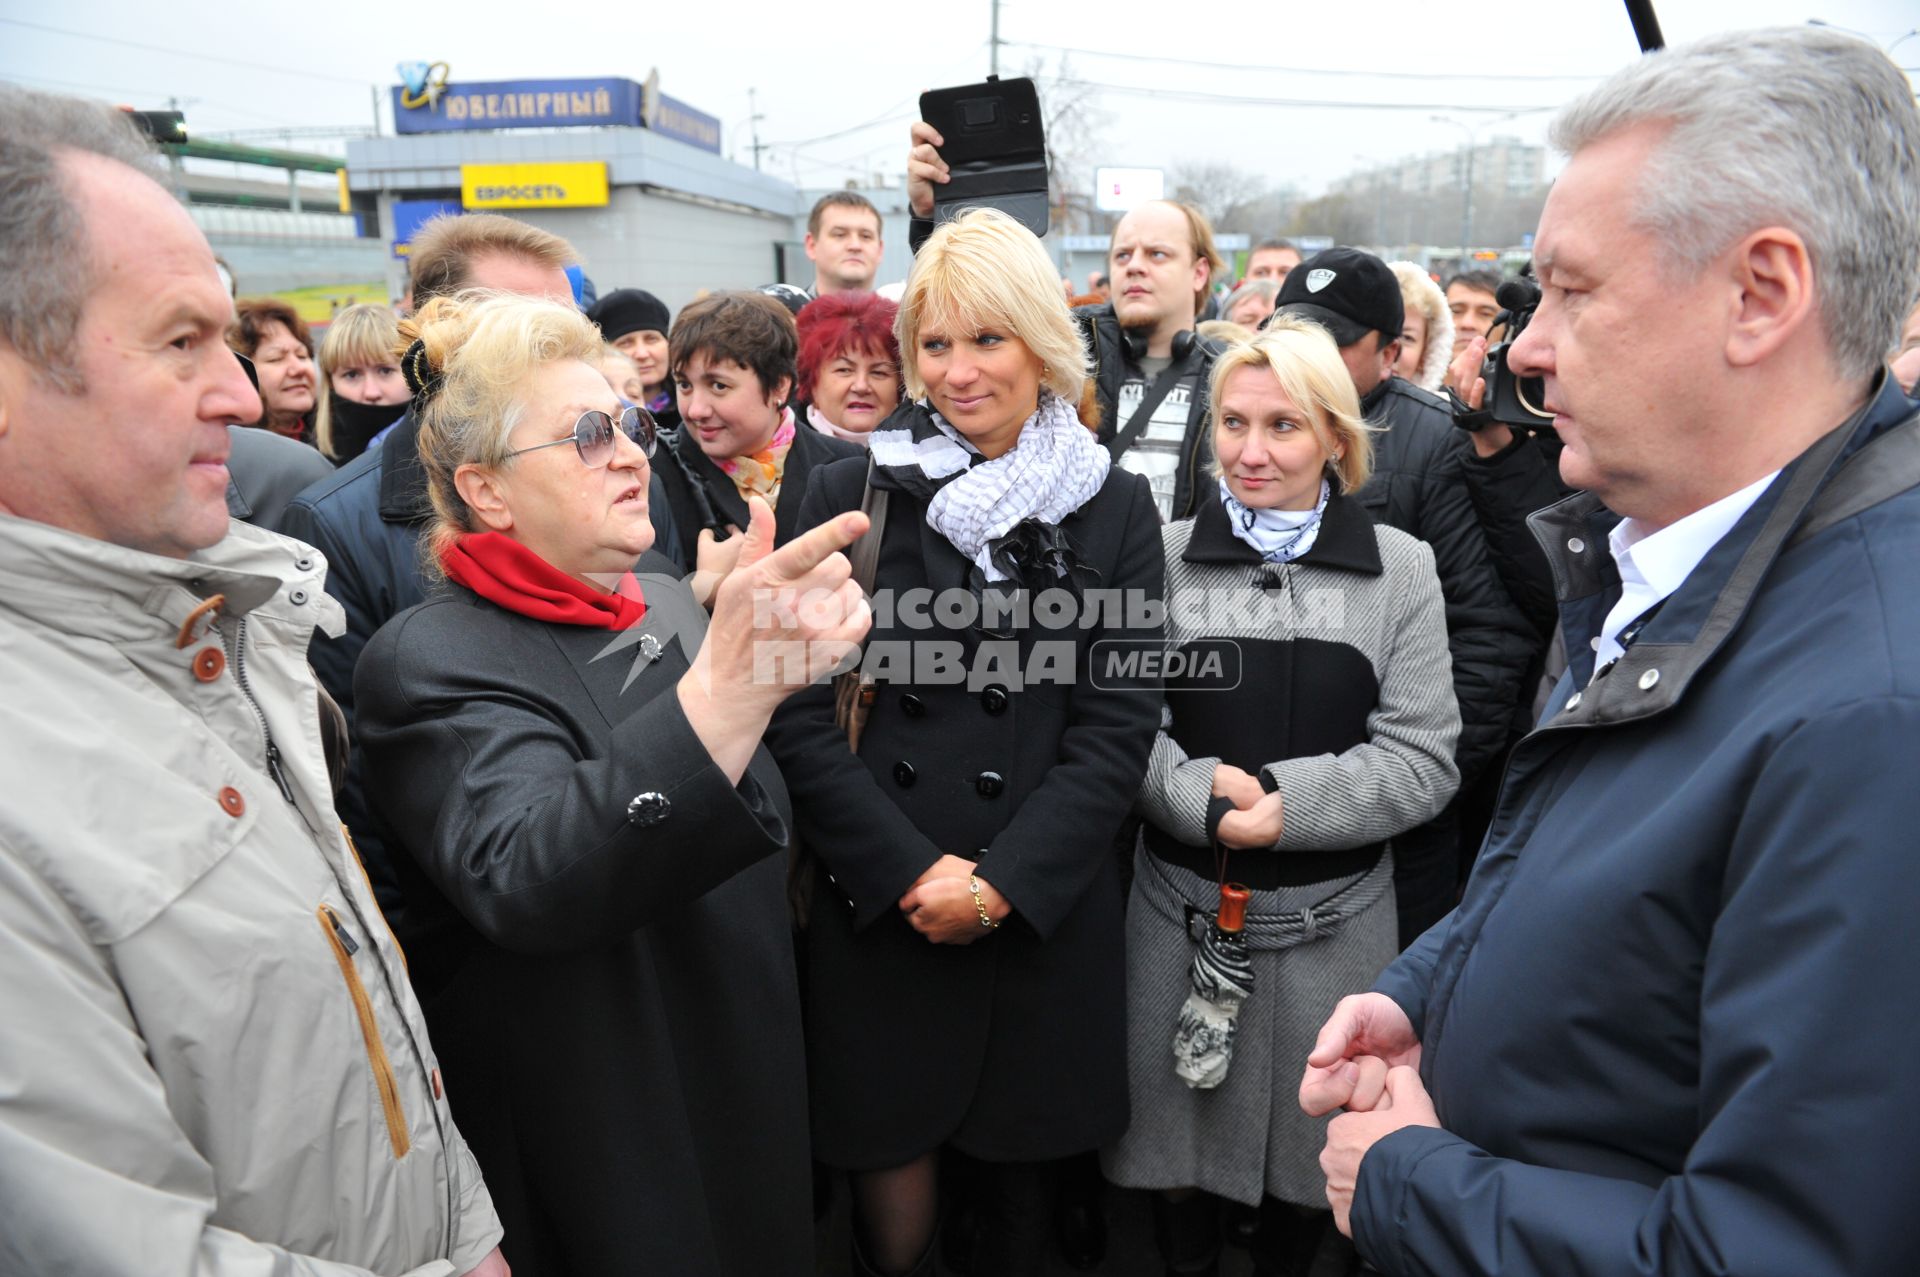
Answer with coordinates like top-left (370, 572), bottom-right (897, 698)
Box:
top-left (897, 853), bottom-right (1006, 944)
top-left (1211, 762), bottom-right (1284, 849)
top-left (1299, 993), bottom-right (1440, 1238)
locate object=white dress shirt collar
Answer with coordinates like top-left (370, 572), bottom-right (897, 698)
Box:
top-left (1592, 470), bottom-right (1781, 677)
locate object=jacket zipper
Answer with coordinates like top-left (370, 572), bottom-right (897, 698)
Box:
top-left (317, 904), bottom-right (412, 1159)
top-left (230, 617), bottom-right (295, 804)
top-left (331, 865), bottom-right (457, 1252)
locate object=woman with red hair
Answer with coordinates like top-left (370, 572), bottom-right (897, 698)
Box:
top-left (796, 292), bottom-right (902, 443)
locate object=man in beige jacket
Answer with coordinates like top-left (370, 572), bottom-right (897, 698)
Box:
top-left (0, 87), bottom-right (506, 1275)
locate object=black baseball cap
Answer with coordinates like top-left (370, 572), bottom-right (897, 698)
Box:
top-left (1272, 247), bottom-right (1404, 347)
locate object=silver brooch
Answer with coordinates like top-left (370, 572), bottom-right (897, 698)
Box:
top-left (637, 633), bottom-right (663, 664)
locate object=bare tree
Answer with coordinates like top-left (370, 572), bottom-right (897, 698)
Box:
top-left (1169, 161), bottom-right (1269, 229)
top-left (1288, 192), bottom-right (1371, 246)
top-left (1026, 56), bottom-right (1113, 237)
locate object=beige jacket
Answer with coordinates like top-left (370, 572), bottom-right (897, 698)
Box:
top-left (0, 513), bottom-right (501, 1276)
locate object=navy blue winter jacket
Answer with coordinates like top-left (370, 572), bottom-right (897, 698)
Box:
top-left (1357, 374), bottom-right (1920, 1277)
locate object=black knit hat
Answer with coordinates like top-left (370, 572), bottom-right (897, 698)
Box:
top-left (1272, 247), bottom-right (1405, 347)
top-left (587, 288), bottom-right (671, 341)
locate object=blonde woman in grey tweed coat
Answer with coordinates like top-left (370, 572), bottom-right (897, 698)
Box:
top-left (1103, 318), bottom-right (1461, 1276)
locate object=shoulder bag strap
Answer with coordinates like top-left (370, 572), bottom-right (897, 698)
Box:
top-left (1106, 345), bottom-right (1193, 460)
top-left (850, 456), bottom-right (889, 594)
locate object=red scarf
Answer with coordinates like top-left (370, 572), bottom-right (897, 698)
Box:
top-left (440, 532), bottom-right (647, 630)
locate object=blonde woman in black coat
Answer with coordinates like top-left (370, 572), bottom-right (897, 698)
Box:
top-left (765, 208), bottom-right (1165, 1277)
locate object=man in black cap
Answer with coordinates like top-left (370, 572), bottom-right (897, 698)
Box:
top-left (1275, 247), bottom-right (1536, 950)
top-left (587, 287), bottom-right (676, 430)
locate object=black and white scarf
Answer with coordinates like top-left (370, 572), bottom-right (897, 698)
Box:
top-left (870, 394), bottom-right (1110, 583)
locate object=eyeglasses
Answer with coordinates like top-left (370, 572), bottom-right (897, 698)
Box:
top-left (504, 405), bottom-right (657, 467)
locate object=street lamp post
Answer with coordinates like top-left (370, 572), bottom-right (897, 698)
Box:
top-left (1431, 115), bottom-right (1476, 258)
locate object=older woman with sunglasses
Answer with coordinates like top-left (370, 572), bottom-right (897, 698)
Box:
top-left (352, 291), bottom-right (872, 1276)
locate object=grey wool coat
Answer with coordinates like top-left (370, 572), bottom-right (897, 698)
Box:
top-left (1105, 489), bottom-right (1459, 1207)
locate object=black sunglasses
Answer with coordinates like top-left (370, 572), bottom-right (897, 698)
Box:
top-left (505, 405), bottom-right (657, 467)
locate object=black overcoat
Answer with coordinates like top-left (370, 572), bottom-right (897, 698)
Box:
top-left (763, 454), bottom-right (1166, 1170)
top-left (652, 420), bottom-right (862, 573)
top-left (353, 553), bottom-right (811, 1277)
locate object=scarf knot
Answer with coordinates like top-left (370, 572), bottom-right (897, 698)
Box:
top-left (717, 407), bottom-right (798, 501)
top-left (440, 531), bottom-right (646, 630)
top-left (869, 394), bottom-right (1110, 585)
top-left (1218, 477), bottom-right (1330, 564)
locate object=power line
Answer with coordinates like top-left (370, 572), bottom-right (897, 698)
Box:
top-left (1036, 75), bottom-right (1558, 114)
top-left (0, 17), bottom-right (372, 86)
top-left (1008, 39), bottom-right (1609, 83)
top-left (0, 69), bottom-right (307, 125)
top-left (766, 42), bottom-right (989, 149)
top-left (768, 106), bottom-right (916, 150)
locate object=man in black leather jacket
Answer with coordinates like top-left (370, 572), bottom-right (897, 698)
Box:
top-left (1275, 249), bottom-right (1537, 947)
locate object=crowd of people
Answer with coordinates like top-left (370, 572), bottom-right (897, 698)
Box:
top-left (3, 22), bottom-right (1920, 1277)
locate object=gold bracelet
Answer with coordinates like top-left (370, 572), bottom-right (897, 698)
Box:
top-left (969, 875), bottom-right (1001, 930)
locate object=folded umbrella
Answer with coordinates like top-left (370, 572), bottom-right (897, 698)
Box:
top-left (1171, 883), bottom-right (1254, 1089)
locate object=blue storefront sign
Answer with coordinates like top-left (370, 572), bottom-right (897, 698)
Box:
top-left (390, 198), bottom-right (462, 258)
top-left (650, 93), bottom-right (722, 154)
top-left (393, 77), bottom-right (643, 134)
top-left (390, 72), bottom-right (725, 156)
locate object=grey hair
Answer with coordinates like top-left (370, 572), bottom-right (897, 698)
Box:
top-left (0, 85), bottom-right (165, 393)
top-left (1549, 26), bottom-right (1920, 383)
top-left (1222, 279), bottom-right (1280, 315)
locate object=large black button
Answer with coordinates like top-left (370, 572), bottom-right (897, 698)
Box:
top-left (626, 792), bottom-right (671, 827)
top-left (980, 685), bottom-right (1009, 715)
top-left (900, 693), bottom-right (926, 718)
top-left (975, 770), bottom-right (1005, 798)
top-left (893, 761), bottom-right (917, 788)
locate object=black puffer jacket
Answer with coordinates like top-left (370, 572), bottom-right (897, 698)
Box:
top-left (1072, 302), bottom-right (1225, 523)
top-left (1356, 377), bottom-right (1536, 785)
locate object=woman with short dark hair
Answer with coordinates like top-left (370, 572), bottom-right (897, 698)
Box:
top-left (229, 298), bottom-right (316, 444)
top-left (652, 290), bottom-right (863, 586)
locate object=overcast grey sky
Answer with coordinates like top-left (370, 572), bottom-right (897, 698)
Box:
top-left (2, 0), bottom-right (1915, 196)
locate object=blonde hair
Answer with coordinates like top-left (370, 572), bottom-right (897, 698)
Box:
top-left (896, 208), bottom-right (1089, 409)
top-left (1388, 262), bottom-right (1454, 393)
top-left (1196, 319), bottom-right (1253, 346)
top-left (401, 289), bottom-right (604, 569)
top-left (314, 303), bottom-right (403, 459)
top-left (1172, 202), bottom-right (1227, 315)
top-left (1208, 313), bottom-right (1376, 494)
